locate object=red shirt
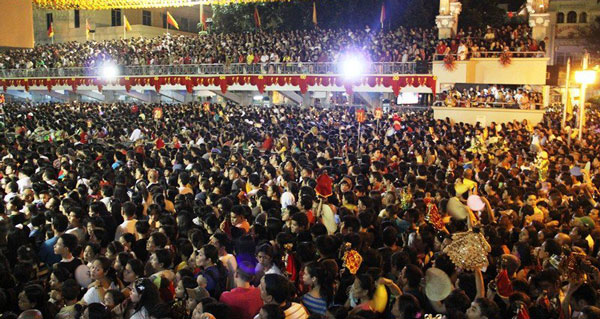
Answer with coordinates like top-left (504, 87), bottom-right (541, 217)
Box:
top-left (219, 287), bottom-right (263, 319)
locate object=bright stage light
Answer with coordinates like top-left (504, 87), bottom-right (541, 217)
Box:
top-left (340, 55), bottom-right (365, 80)
top-left (100, 63), bottom-right (119, 80)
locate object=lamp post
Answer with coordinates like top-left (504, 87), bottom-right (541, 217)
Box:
top-left (574, 70), bottom-right (597, 140)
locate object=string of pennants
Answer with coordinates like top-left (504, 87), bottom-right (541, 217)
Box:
top-left (0, 75), bottom-right (436, 96)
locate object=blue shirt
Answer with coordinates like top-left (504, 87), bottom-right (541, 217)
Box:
top-left (39, 236), bottom-right (60, 266)
top-left (302, 293), bottom-right (328, 315)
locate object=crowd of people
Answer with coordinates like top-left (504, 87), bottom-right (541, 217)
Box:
top-left (439, 85), bottom-right (544, 109)
top-left (435, 25), bottom-right (547, 60)
top-left (1, 99), bottom-right (600, 319)
top-left (0, 24), bottom-right (541, 71)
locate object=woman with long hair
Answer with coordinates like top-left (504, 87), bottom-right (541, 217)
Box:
top-left (129, 278), bottom-right (163, 319)
top-left (301, 261), bottom-right (335, 315)
top-left (82, 256), bottom-right (121, 305)
top-left (196, 244), bottom-right (229, 299)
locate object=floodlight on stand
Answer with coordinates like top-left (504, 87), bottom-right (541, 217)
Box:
top-left (100, 62), bottom-right (119, 81)
top-left (340, 55), bottom-right (365, 80)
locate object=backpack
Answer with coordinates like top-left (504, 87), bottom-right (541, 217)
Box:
top-left (204, 265), bottom-right (228, 299)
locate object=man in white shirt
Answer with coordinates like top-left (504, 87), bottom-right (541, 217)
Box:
top-left (114, 201), bottom-right (138, 241)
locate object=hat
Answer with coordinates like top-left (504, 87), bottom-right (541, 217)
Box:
top-left (424, 268), bottom-right (452, 301)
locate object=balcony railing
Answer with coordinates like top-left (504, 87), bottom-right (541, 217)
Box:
top-left (0, 62), bottom-right (418, 78)
top-left (433, 51), bottom-right (546, 60)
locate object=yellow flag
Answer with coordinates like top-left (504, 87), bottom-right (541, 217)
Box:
top-left (312, 2), bottom-right (317, 25)
top-left (566, 89), bottom-right (573, 118)
top-left (124, 15), bottom-right (132, 31)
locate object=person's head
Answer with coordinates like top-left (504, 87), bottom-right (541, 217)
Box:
top-left (49, 265), bottom-right (70, 291)
top-left (61, 279), bottom-right (80, 303)
top-left (146, 231), bottom-right (168, 253)
top-left (84, 243), bottom-right (101, 264)
top-left (392, 294), bottom-right (422, 319)
top-left (105, 241), bottom-right (124, 260)
top-left (123, 259), bottom-right (144, 284)
top-left (175, 276), bottom-right (197, 299)
top-left (256, 243), bottom-right (275, 268)
top-left (196, 244), bottom-right (219, 268)
top-left (18, 284), bottom-right (47, 312)
top-left (234, 261), bottom-right (255, 286)
top-left (150, 248), bottom-right (172, 271)
top-left (54, 233), bottom-right (78, 258)
top-left (351, 273), bottom-right (375, 301)
top-left (400, 264), bottom-right (423, 289)
top-left (290, 213), bottom-right (309, 234)
top-left (130, 278), bottom-right (161, 312)
top-left (90, 257), bottom-right (113, 282)
top-left (466, 297), bottom-right (500, 319)
top-left (258, 304), bottom-right (285, 319)
top-left (260, 274), bottom-right (291, 305)
top-left (571, 283), bottom-right (597, 312)
top-left (104, 289), bottom-right (125, 309)
top-left (83, 303), bottom-right (111, 319)
top-left (114, 252), bottom-right (131, 273)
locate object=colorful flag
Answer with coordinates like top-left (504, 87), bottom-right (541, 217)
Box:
top-left (124, 15), bottom-right (132, 31)
top-left (380, 2), bottom-right (386, 28)
top-left (85, 19), bottom-right (90, 39)
top-left (48, 22), bottom-right (54, 38)
top-left (200, 5), bottom-right (207, 30)
top-left (166, 11), bottom-right (179, 30)
top-left (254, 7), bottom-right (261, 28)
top-left (312, 2), bottom-right (317, 25)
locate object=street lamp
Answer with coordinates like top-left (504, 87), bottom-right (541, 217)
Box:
top-left (574, 70), bottom-right (597, 140)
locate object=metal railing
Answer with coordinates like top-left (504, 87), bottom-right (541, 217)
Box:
top-left (433, 51), bottom-right (546, 60)
top-left (0, 62), bottom-right (418, 78)
top-left (434, 100), bottom-right (544, 109)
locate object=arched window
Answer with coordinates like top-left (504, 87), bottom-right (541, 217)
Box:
top-left (556, 12), bottom-right (564, 23)
top-left (579, 12), bottom-right (587, 23)
top-left (567, 11), bottom-right (577, 23)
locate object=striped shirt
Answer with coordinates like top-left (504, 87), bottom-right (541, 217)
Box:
top-left (302, 293), bottom-right (328, 315)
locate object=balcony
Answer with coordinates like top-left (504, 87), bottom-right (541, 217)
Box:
top-left (0, 62), bottom-right (418, 79)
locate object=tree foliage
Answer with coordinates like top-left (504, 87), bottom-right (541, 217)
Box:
top-left (579, 16), bottom-right (600, 57)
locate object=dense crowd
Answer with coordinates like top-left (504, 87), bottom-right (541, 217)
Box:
top-left (435, 25), bottom-right (546, 60)
top-left (2, 100), bottom-right (600, 319)
top-left (0, 24), bottom-right (540, 70)
top-left (440, 85), bottom-right (544, 109)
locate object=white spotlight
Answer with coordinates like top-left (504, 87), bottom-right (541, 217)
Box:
top-left (100, 63), bottom-right (119, 80)
top-left (340, 55), bottom-right (365, 80)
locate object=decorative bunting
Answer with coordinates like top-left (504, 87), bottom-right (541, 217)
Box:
top-left (0, 75), bottom-right (436, 97)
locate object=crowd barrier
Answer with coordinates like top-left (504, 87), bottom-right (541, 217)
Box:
top-left (0, 62), bottom-right (418, 78)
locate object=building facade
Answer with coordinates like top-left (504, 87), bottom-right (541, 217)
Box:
top-left (33, 6), bottom-right (205, 44)
top-left (547, 0), bottom-right (600, 65)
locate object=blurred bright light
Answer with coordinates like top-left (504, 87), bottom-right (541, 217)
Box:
top-left (575, 70), bottom-right (597, 85)
top-left (340, 55), bottom-right (365, 80)
top-left (253, 95), bottom-right (263, 101)
top-left (100, 62), bottom-right (119, 80)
